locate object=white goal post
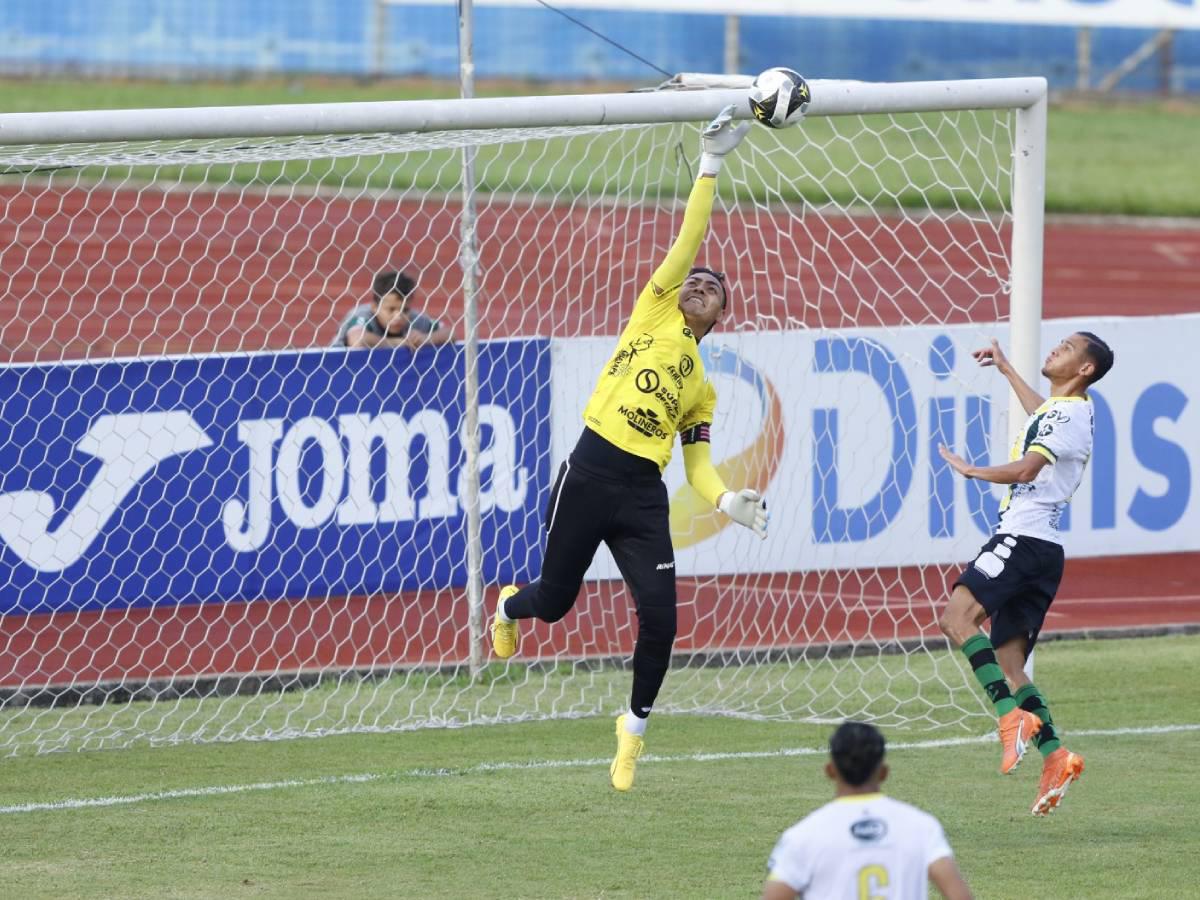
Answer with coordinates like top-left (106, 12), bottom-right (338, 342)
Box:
top-left (0, 76), bottom-right (1046, 755)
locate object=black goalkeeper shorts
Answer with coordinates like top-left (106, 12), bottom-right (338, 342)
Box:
top-left (954, 533), bottom-right (1065, 655)
top-left (534, 428), bottom-right (676, 618)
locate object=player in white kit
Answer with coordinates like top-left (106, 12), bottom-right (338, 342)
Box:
top-left (937, 333), bottom-right (1114, 816)
top-left (762, 722), bottom-right (972, 900)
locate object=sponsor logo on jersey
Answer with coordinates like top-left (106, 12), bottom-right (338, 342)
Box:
top-left (664, 364), bottom-right (684, 390)
top-left (679, 354), bottom-right (694, 378)
top-left (608, 333), bottom-right (655, 377)
top-left (849, 818), bottom-right (888, 842)
top-left (655, 561), bottom-right (674, 570)
top-left (682, 326), bottom-right (694, 340)
top-left (1043, 408), bottom-right (1071, 425)
top-left (635, 368), bottom-right (660, 393)
top-left (630, 334), bottom-right (654, 354)
top-left (617, 405), bottom-right (670, 440)
top-left (655, 385), bottom-right (680, 420)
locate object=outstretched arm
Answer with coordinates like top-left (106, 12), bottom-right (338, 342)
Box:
top-left (647, 177), bottom-right (717, 297)
top-left (938, 445), bottom-right (1049, 485)
top-left (681, 431), bottom-right (727, 507)
top-left (681, 428), bottom-right (768, 540)
top-left (646, 106), bottom-right (749, 298)
top-left (975, 338), bottom-right (1044, 416)
top-left (679, 384), bottom-right (768, 538)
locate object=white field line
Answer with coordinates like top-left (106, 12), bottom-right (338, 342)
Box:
top-left (3, 723), bottom-right (1199, 817)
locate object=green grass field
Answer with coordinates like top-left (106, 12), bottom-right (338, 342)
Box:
top-left (1, 634), bottom-right (1197, 898)
top-left (2, 78), bottom-right (1198, 216)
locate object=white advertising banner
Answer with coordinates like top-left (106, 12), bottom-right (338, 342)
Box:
top-left (551, 315), bottom-right (1199, 578)
top-left (386, 1), bottom-right (1200, 31)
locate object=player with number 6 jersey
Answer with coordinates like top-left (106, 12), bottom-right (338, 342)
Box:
top-left (763, 722), bottom-right (972, 900)
top-left (489, 105), bottom-right (769, 792)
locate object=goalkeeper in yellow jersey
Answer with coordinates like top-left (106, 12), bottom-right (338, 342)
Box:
top-left (489, 106), bottom-right (767, 792)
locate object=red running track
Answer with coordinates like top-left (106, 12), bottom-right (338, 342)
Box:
top-left (2, 553), bottom-right (1198, 689)
top-left (0, 184), bottom-right (1198, 688)
top-left (2, 185), bottom-right (1199, 362)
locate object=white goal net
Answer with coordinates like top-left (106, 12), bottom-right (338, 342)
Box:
top-left (0, 80), bottom-right (1045, 755)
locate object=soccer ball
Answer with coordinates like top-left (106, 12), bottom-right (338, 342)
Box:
top-left (748, 67), bottom-right (811, 129)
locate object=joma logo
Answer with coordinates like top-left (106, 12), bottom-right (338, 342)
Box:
top-left (0, 406), bottom-right (531, 570)
top-left (0, 413), bottom-right (212, 572)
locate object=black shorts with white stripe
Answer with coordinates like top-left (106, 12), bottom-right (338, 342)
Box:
top-left (535, 428), bottom-right (674, 617)
top-left (954, 533), bottom-right (1065, 655)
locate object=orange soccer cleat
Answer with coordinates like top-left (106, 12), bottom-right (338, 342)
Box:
top-left (997, 708), bottom-right (1043, 774)
top-left (1032, 748), bottom-right (1085, 817)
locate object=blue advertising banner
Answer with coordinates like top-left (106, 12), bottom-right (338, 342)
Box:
top-left (3, 2), bottom-right (1200, 92)
top-left (0, 340), bottom-right (550, 616)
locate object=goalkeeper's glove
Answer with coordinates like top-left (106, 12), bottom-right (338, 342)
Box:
top-left (718, 488), bottom-right (768, 540)
top-left (700, 104), bottom-right (750, 176)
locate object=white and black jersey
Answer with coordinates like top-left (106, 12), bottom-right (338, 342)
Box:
top-left (997, 395), bottom-right (1095, 544)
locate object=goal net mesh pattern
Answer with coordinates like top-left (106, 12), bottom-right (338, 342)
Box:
top-left (0, 103), bottom-right (1015, 755)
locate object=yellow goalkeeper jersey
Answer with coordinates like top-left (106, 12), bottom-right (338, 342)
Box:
top-left (582, 175), bottom-right (719, 471)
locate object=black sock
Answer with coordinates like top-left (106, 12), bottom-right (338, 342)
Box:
top-left (503, 582), bottom-right (539, 620)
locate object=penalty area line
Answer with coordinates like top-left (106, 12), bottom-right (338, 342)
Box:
top-left (3, 722), bottom-right (1198, 816)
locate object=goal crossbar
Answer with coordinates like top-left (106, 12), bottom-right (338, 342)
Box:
top-left (0, 77), bottom-right (1047, 145)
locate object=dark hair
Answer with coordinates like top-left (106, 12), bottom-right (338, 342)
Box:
top-left (688, 266), bottom-right (729, 310)
top-left (1077, 331), bottom-right (1113, 385)
top-left (372, 269), bottom-right (417, 304)
top-left (829, 721), bottom-right (886, 787)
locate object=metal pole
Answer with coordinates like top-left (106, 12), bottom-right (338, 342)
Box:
top-left (1160, 30), bottom-right (1175, 96)
top-left (371, 0), bottom-right (387, 79)
top-left (723, 15), bottom-right (740, 76)
top-left (458, 0), bottom-right (485, 680)
top-left (1010, 88), bottom-right (1048, 680)
top-left (1076, 27), bottom-right (1091, 93)
top-left (1096, 30), bottom-right (1173, 94)
top-left (1009, 90), bottom-right (1046, 443)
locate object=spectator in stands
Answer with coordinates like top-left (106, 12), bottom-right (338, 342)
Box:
top-left (334, 268), bottom-right (451, 349)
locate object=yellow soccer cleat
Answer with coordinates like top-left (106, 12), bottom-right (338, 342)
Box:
top-left (998, 707), bottom-right (1043, 775)
top-left (489, 585), bottom-right (520, 659)
top-left (1032, 748), bottom-right (1085, 817)
top-left (610, 714), bottom-right (645, 792)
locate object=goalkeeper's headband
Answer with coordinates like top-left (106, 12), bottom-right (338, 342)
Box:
top-left (688, 266), bottom-right (729, 310)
